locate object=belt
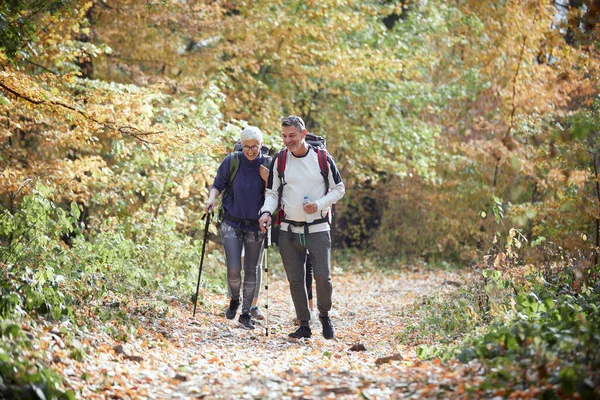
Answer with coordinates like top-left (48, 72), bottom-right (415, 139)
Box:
top-left (223, 214), bottom-right (258, 226)
top-left (281, 217), bottom-right (329, 227)
top-left (281, 217), bottom-right (329, 242)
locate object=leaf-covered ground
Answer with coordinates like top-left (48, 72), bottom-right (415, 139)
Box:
top-left (33, 267), bottom-right (492, 399)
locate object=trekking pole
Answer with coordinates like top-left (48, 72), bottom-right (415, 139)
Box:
top-left (263, 223), bottom-right (271, 336)
top-left (193, 211), bottom-right (212, 318)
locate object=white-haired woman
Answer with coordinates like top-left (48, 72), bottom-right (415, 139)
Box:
top-left (205, 126), bottom-right (271, 329)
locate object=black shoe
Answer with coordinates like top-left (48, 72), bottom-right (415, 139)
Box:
top-left (225, 298), bottom-right (240, 320)
top-left (288, 326), bottom-right (312, 339)
top-left (238, 313), bottom-right (255, 330)
top-left (320, 316), bottom-right (335, 339)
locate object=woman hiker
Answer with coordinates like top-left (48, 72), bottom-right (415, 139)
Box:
top-left (205, 126), bottom-right (270, 330)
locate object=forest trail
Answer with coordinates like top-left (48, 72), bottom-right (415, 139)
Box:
top-left (49, 267), bottom-right (483, 399)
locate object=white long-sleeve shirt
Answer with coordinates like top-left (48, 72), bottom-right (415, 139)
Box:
top-left (260, 146), bottom-right (345, 233)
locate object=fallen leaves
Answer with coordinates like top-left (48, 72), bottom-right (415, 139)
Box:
top-left (113, 344), bottom-right (144, 362)
top-left (21, 267), bottom-right (493, 399)
top-left (375, 353), bottom-right (404, 365)
top-left (349, 343), bottom-right (366, 352)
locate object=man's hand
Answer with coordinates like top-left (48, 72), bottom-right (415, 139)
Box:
top-left (302, 201), bottom-right (318, 215)
top-left (258, 213), bottom-right (271, 232)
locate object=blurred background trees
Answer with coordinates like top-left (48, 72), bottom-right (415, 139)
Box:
top-left (1, 0), bottom-right (599, 266)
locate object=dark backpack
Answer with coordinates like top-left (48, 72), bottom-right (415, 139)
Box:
top-left (218, 141), bottom-right (272, 222)
top-left (305, 132), bottom-right (327, 151)
top-left (274, 133), bottom-right (330, 224)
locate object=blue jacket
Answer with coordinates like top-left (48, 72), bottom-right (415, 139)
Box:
top-left (211, 152), bottom-right (267, 232)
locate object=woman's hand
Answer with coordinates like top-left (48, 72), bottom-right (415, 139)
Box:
top-left (205, 197), bottom-right (215, 214)
top-left (205, 188), bottom-right (220, 214)
top-left (259, 164), bottom-right (269, 184)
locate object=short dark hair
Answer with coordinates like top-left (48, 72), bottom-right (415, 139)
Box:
top-left (281, 115), bottom-right (305, 132)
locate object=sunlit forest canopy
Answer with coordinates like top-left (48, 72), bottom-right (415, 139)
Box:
top-left (4, 0), bottom-right (597, 258)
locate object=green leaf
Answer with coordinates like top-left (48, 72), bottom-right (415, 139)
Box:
top-left (531, 236), bottom-right (546, 247)
top-left (0, 348), bottom-right (9, 362)
top-left (416, 345), bottom-right (437, 360)
top-left (0, 93), bottom-right (10, 106)
top-left (570, 122), bottom-right (590, 140)
top-left (3, 323), bottom-right (21, 338)
top-left (70, 202), bottom-right (81, 220)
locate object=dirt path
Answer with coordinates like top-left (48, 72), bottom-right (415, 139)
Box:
top-left (52, 267), bottom-right (484, 399)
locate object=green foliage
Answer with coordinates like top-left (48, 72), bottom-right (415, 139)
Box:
top-left (456, 275), bottom-right (599, 396)
top-left (0, 183), bottom-right (225, 322)
top-left (0, 180), bottom-right (227, 397)
top-left (1, 184), bottom-right (79, 320)
top-left (411, 262), bottom-right (600, 398)
top-left (397, 278), bottom-right (491, 346)
top-left (0, 320), bottom-right (75, 399)
top-left (0, 1), bottom-right (71, 60)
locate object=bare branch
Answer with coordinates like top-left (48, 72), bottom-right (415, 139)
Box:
top-left (25, 60), bottom-right (59, 75)
top-left (0, 82), bottom-right (158, 144)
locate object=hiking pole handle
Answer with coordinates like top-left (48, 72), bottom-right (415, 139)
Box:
top-left (193, 211), bottom-right (212, 318)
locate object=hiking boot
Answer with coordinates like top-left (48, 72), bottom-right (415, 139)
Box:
top-left (225, 298), bottom-right (240, 320)
top-left (238, 313), bottom-right (255, 330)
top-left (320, 316), bottom-right (335, 339)
top-left (250, 306), bottom-right (265, 320)
top-left (288, 326), bottom-right (312, 339)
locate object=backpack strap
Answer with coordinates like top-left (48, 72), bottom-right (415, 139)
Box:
top-left (276, 149), bottom-right (287, 178)
top-left (261, 155), bottom-right (272, 180)
top-left (277, 148), bottom-right (327, 190)
top-left (316, 148), bottom-right (329, 195)
top-left (275, 149), bottom-right (288, 224)
top-left (218, 152), bottom-right (241, 222)
top-left (261, 156), bottom-right (272, 168)
top-left (316, 148), bottom-right (333, 224)
top-left (228, 151), bottom-right (241, 185)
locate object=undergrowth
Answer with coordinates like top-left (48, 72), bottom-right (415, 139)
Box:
top-left (0, 185), bottom-right (226, 398)
top-left (402, 248), bottom-right (600, 398)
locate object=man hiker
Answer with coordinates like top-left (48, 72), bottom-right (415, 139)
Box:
top-left (258, 115), bottom-right (345, 339)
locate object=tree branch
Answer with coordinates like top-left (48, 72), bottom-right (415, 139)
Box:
top-left (0, 82), bottom-right (158, 144)
top-left (13, 0), bottom-right (54, 24)
top-left (554, 0), bottom-right (569, 10)
top-left (25, 60), bottom-right (59, 75)
top-left (504, 8), bottom-right (541, 140)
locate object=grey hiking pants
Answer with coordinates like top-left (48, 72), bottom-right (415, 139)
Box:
top-left (221, 224), bottom-right (265, 314)
top-left (278, 230), bottom-right (332, 324)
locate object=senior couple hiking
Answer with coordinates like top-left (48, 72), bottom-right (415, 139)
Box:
top-left (204, 115), bottom-right (345, 339)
